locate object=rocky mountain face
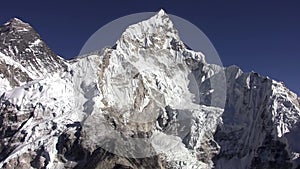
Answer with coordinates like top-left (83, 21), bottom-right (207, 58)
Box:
top-left (0, 18), bottom-right (67, 92)
top-left (0, 10), bottom-right (299, 169)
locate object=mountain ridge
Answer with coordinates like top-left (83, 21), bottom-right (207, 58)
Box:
top-left (0, 10), bottom-right (299, 169)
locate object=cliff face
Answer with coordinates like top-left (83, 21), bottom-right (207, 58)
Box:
top-left (214, 66), bottom-right (300, 169)
top-left (0, 18), bottom-right (67, 92)
top-left (0, 10), bottom-right (299, 169)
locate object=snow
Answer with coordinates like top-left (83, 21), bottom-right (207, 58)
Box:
top-left (0, 52), bottom-right (37, 78)
top-left (0, 78), bottom-right (12, 94)
top-left (0, 10), bottom-right (300, 169)
top-left (29, 39), bottom-right (42, 47)
top-left (5, 87), bottom-right (25, 106)
top-left (0, 73), bottom-right (80, 168)
top-left (271, 80), bottom-right (300, 137)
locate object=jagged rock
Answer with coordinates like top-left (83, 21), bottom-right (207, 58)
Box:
top-left (0, 10), bottom-right (299, 169)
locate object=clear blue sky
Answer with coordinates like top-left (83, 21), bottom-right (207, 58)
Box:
top-left (1, 0), bottom-right (299, 95)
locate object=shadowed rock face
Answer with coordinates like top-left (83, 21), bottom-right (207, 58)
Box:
top-left (0, 18), bottom-right (68, 87)
top-left (213, 67), bottom-right (300, 169)
top-left (0, 10), bottom-right (300, 169)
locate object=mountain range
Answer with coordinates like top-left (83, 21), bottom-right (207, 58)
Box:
top-left (0, 10), bottom-right (299, 169)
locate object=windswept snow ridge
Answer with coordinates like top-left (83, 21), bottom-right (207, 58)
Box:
top-left (0, 10), bottom-right (299, 169)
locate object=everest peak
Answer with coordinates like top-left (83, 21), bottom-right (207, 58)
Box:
top-left (0, 11), bottom-right (299, 169)
top-left (3, 17), bottom-right (32, 32)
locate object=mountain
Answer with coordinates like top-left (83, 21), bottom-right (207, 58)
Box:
top-left (0, 10), bottom-right (299, 169)
top-left (0, 18), bottom-right (68, 92)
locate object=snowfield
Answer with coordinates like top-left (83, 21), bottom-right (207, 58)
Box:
top-left (0, 9), bottom-right (299, 169)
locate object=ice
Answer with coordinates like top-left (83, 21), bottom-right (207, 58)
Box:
top-left (0, 10), bottom-right (299, 169)
top-left (29, 39), bottom-right (42, 47)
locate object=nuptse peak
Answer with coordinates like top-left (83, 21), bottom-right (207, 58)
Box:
top-left (0, 10), bottom-right (299, 169)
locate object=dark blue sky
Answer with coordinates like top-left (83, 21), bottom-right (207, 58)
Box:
top-left (1, 0), bottom-right (299, 95)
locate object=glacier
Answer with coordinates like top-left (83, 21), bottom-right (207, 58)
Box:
top-left (0, 9), bottom-right (299, 169)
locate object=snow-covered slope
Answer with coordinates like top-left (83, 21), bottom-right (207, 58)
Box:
top-left (0, 18), bottom-right (68, 92)
top-left (214, 66), bottom-right (300, 169)
top-left (0, 10), bottom-right (299, 169)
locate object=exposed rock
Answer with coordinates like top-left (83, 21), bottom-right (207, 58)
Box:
top-left (0, 10), bottom-right (299, 169)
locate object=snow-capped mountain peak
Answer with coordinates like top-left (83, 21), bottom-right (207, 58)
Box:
top-left (0, 10), bottom-right (299, 169)
top-left (4, 18), bottom-right (32, 31)
top-left (116, 9), bottom-right (186, 55)
top-left (0, 18), bottom-right (68, 91)
top-left (157, 9), bottom-right (167, 16)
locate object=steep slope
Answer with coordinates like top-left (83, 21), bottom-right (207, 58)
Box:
top-left (0, 18), bottom-right (68, 92)
top-left (214, 66), bottom-right (300, 168)
top-left (0, 10), bottom-right (299, 169)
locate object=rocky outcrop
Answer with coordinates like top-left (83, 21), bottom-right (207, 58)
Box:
top-left (0, 10), bottom-right (299, 169)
